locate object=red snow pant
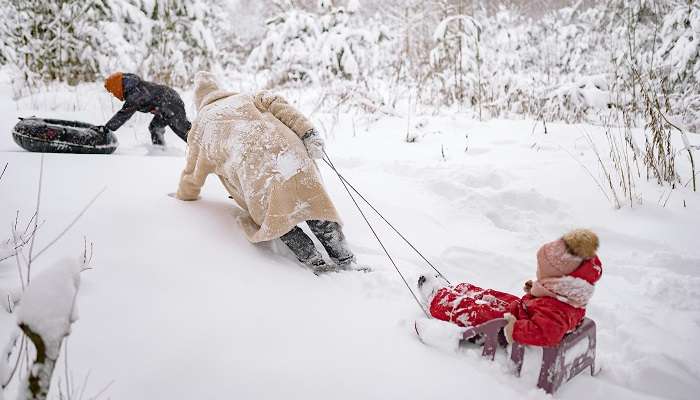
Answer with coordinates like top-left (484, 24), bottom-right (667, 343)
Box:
top-left (429, 283), bottom-right (520, 327)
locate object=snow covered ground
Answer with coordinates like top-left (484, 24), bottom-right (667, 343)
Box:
top-left (1, 72), bottom-right (699, 399)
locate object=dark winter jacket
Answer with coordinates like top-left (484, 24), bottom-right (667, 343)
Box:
top-left (105, 74), bottom-right (188, 132)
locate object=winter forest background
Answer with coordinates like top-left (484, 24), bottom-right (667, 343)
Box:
top-left (1, 0), bottom-right (698, 128)
top-left (1, 0), bottom-right (699, 193)
top-left (1, 1), bottom-right (700, 400)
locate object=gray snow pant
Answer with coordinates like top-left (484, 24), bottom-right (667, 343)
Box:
top-left (148, 111), bottom-right (191, 145)
top-left (280, 220), bottom-right (355, 266)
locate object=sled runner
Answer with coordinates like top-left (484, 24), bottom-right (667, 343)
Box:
top-left (12, 117), bottom-right (118, 154)
top-left (310, 263), bottom-right (372, 275)
top-left (415, 317), bottom-right (598, 395)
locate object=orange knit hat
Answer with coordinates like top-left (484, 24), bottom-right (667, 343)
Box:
top-left (104, 72), bottom-right (124, 101)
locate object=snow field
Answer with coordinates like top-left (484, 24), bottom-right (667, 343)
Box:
top-left (1, 76), bottom-right (699, 399)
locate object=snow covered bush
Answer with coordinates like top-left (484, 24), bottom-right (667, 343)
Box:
top-left (0, 0), bottom-right (224, 90)
top-left (417, 3), bottom-right (614, 121)
top-left (0, 0), bottom-right (114, 87)
top-left (99, 0), bottom-right (156, 74)
top-left (1, 234), bottom-right (93, 399)
top-left (430, 14), bottom-right (483, 113)
top-left (18, 255), bottom-right (88, 400)
top-left (656, 1), bottom-right (700, 132)
top-left (247, 9), bottom-right (320, 85)
top-left (0, 161), bottom-right (102, 399)
top-left (1, 253), bottom-right (90, 400)
top-left (247, 1), bottom-right (392, 87)
top-left (542, 75), bottom-right (612, 123)
top-left (140, 0), bottom-right (220, 88)
top-left (601, 0), bottom-right (698, 188)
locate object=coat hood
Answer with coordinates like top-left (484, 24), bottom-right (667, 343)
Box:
top-left (104, 72), bottom-right (124, 101)
top-left (193, 71), bottom-right (236, 111)
top-left (530, 256), bottom-right (603, 308)
top-left (122, 73), bottom-right (142, 95)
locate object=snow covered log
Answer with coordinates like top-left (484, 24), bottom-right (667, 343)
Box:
top-left (15, 258), bottom-right (83, 400)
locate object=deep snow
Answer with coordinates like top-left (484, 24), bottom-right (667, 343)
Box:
top-left (1, 72), bottom-right (699, 399)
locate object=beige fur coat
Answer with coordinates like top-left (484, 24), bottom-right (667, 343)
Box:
top-left (176, 72), bottom-right (341, 242)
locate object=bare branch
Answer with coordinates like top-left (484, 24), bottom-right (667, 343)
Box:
top-left (33, 186), bottom-right (107, 262)
top-left (88, 380), bottom-right (115, 400)
top-left (1, 332), bottom-right (25, 389)
top-left (26, 155), bottom-right (45, 285)
top-left (0, 162), bottom-right (7, 182)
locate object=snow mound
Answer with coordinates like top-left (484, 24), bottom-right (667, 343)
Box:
top-left (415, 317), bottom-right (466, 352)
top-left (16, 257), bottom-right (82, 360)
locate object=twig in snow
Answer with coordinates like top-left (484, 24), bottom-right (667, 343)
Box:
top-left (559, 145), bottom-right (616, 208)
top-left (77, 370), bottom-right (92, 400)
top-left (1, 332), bottom-right (25, 389)
top-left (33, 186), bottom-right (107, 262)
top-left (583, 133), bottom-right (623, 209)
top-left (26, 154), bottom-right (45, 285)
top-left (6, 294), bottom-right (13, 313)
top-left (79, 238), bottom-right (94, 272)
top-left (1, 217), bottom-right (40, 263)
top-left (64, 338), bottom-right (72, 399)
top-left (89, 380), bottom-right (115, 400)
top-left (0, 162), bottom-right (7, 182)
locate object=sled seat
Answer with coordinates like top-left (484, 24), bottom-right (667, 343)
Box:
top-left (462, 317), bottom-right (597, 395)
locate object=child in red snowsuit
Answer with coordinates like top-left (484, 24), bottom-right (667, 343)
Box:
top-left (418, 229), bottom-right (603, 347)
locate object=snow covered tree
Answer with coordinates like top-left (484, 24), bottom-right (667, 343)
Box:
top-left (247, 9), bottom-right (320, 84)
top-left (99, 0), bottom-right (155, 75)
top-left (140, 0), bottom-right (219, 87)
top-left (247, 1), bottom-right (391, 86)
top-left (657, 0), bottom-right (700, 131)
top-left (0, 0), bottom-right (222, 89)
top-left (2, 0), bottom-right (114, 86)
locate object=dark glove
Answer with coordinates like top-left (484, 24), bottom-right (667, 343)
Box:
top-left (95, 125), bottom-right (110, 135)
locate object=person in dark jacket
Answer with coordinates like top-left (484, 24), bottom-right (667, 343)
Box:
top-left (100, 72), bottom-right (191, 145)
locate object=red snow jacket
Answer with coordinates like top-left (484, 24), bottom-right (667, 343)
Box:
top-left (506, 295), bottom-right (585, 347)
top-left (508, 257), bottom-right (602, 347)
top-left (429, 258), bottom-right (603, 347)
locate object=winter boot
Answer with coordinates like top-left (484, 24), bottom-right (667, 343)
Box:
top-left (417, 274), bottom-right (448, 307)
top-left (150, 127), bottom-right (166, 146)
top-left (307, 220), bottom-right (356, 268)
top-left (280, 226), bottom-right (336, 274)
top-left (148, 116), bottom-right (167, 146)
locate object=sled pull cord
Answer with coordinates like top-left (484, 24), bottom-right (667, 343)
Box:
top-left (321, 152), bottom-right (450, 284)
top-left (323, 151), bottom-right (432, 317)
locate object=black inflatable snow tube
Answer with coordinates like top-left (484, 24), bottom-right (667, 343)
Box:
top-left (12, 117), bottom-right (118, 154)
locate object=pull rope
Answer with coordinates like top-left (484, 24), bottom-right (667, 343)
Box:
top-left (320, 154), bottom-right (451, 285)
top-left (322, 150), bottom-right (429, 317)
